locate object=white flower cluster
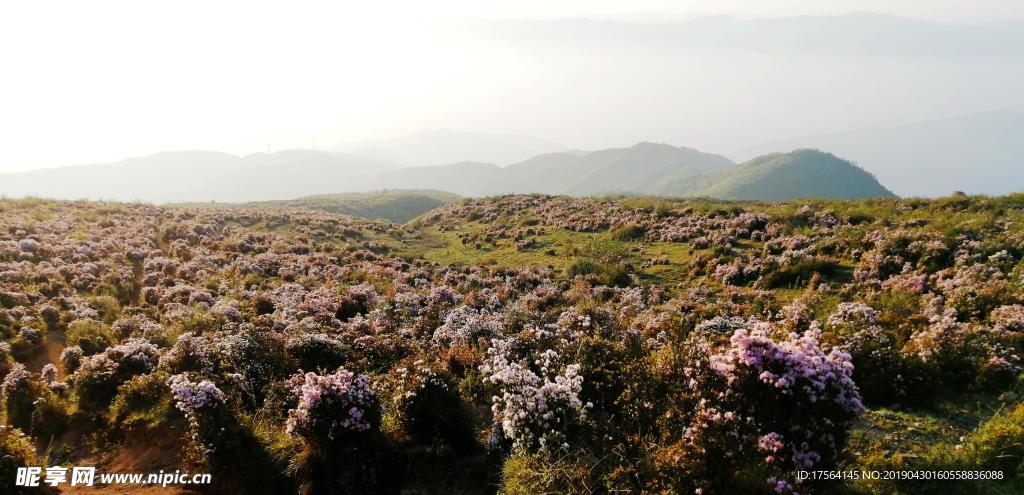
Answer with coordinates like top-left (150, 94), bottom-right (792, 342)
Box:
top-left (432, 305), bottom-right (503, 348)
top-left (480, 338), bottom-right (590, 452)
top-left (167, 373), bottom-right (226, 415)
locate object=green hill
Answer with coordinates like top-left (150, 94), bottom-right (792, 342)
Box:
top-left (521, 142), bottom-right (734, 196)
top-left (278, 190), bottom-right (461, 223)
top-left (698, 149), bottom-right (896, 200)
top-left (366, 145), bottom-right (896, 201)
top-left (371, 142), bottom-right (736, 196)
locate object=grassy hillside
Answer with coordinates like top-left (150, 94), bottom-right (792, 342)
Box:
top-left (277, 190), bottom-right (460, 223)
top-left (3, 193), bottom-right (1023, 494)
top-left (173, 189), bottom-right (460, 223)
top-left (502, 142), bottom-right (734, 196)
top-left (700, 149), bottom-right (896, 200)
top-left (368, 142), bottom-right (735, 196)
top-left (369, 145), bottom-right (896, 201)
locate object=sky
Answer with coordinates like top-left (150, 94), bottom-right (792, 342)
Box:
top-left (1, 0), bottom-right (1023, 172)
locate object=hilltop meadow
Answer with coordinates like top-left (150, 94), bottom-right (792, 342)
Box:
top-left (2, 192), bottom-right (1024, 494)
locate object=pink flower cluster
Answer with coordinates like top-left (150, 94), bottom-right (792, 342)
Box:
top-left (685, 323), bottom-right (864, 492)
top-left (286, 368), bottom-right (379, 439)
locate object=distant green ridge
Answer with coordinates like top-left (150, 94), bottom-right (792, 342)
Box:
top-left (697, 149), bottom-right (896, 201)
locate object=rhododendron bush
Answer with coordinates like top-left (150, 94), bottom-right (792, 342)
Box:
top-left (677, 324), bottom-right (864, 493)
top-left (1, 195), bottom-right (1024, 494)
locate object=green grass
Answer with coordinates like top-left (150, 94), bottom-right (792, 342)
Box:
top-left (397, 225), bottom-right (594, 271)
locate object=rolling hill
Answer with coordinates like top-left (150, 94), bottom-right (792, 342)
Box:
top-left (369, 143), bottom-right (893, 200)
top-left (698, 149), bottom-right (896, 201)
top-left (0, 143), bottom-right (897, 203)
top-left (173, 190), bottom-right (460, 223)
top-left (496, 142), bottom-right (735, 196)
top-left (368, 142), bottom-right (736, 196)
top-left (744, 111), bottom-right (1024, 197)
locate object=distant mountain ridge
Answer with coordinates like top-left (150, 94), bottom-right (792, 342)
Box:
top-left (364, 142), bottom-right (734, 197)
top-left (343, 129), bottom-right (565, 167)
top-left (0, 143), bottom-right (896, 203)
top-left (500, 142), bottom-right (734, 196)
top-left (368, 143), bottom-right (894, 200)
top-left (0, 150), bottom-right (395, 203)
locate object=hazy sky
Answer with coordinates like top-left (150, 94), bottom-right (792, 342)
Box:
top-left (2, 0), bottom-right (1023, 172)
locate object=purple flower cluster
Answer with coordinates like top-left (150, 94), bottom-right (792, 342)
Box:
top-left (685, 323), bottom-right (864, 491)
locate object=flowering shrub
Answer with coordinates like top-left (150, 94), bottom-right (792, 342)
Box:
top-left (160, 333), bottom-right (218, 376)
top-left (824, 302), bottom-right (916, 403)
top-left (432, 305), bottom-right (503, 348)
top-left (166, 373), bottom-right (238, 467)
top-left (991, 304), bottom-right (1024, 334)
top-left (72, 338), bottom-right (160, 408)
top-left (905, 296), bottom-right (990, 386)
top-left (286, 368), bottom-right (380, 443)
top-left (217, 326), bottom-right (286, 406)
top-left (3, 194), bottom-right (1024, 493)
top-left (284, 367), bottom-right (396, 495)
top-left (391, 361), bottom-right (476, 450)
top-left (1, 363), bottom-right (37, 431)
top-left (60, 345), bottom-right (84, 374)
top-left (168, 373), bottom-right (226, 415)
top-left (481, 338), bottom-right (589, 453)
top-left (681, 324), bottom-right (864, 493)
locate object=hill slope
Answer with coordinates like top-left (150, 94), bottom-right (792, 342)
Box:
top-left (255, 190), bottom-right (460, 223)
top-left (501, 142), bottom-right (734, 196)
top-left (0, 143), bottom-right (898, 203)
top-left (370, 162), bottom-right (502, 196)
top-left (370, 142), bottom-right (736, 196)
top-left (744, 111), bottom-right (1024, 197)
top-left (699, 149), bottom-right (896, 200)
top-left (172, 190), bottom-right (459, 223)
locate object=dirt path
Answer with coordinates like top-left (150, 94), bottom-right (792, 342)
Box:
top-left (25, 328), bottom-right (65, 374)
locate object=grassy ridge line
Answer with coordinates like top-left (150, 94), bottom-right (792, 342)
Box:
top-left (167, 189), bottom-right (461, 224)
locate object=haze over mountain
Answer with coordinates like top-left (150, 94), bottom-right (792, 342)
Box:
top-left (744, 111), bottom-right (1024, 197)
top-left (466, 14), bottom-right (1024, 59)
top-left (4, 11), bottom-right (1022, 177)
top-left (342, 129), bottom-right (565, 167)
top-left (0, 142), bottom-right (894, 203)
top-left (368, 144), bottom-right (893, 201)
top-left (370, 161), bottom-right (503, 196)
top-left (0, 150), bottom-right (395, 203)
